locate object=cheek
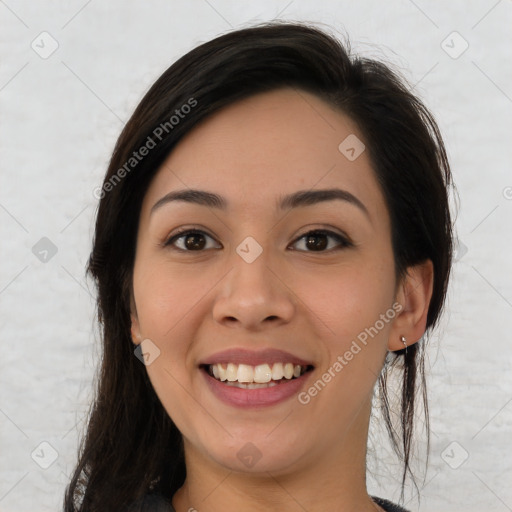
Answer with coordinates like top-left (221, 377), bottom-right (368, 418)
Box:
top-left (295, 259), bottom-right (395, 410)
top-left (133, 263), bottom-right (199, 387)
top-left (132, 260), bottom-right (215, 423)
top-left (299, 262), bottom-right (395, 344)
top-left (296, 267), bottom-right (394, 423)
top-left (133, 260), bottom-right (209, 342)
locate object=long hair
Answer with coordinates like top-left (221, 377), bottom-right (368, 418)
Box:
top-left (64, 20), bottom-right (453, 511)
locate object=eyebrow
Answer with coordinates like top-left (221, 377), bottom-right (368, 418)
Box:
top-left (150, 187), bottom-right (370, 218)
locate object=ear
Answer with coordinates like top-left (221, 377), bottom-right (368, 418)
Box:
top-left (130, 290), bottom-right (142, 346)
top-left (388, 259), bottom-right (434, 351)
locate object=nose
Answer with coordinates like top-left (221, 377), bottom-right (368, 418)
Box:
top-left (212, 250), bottom-right (296, 331)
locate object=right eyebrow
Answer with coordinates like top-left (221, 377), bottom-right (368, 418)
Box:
top-left (151, 189), bottom-right (227, 215)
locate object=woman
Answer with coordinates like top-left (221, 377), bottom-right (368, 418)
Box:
top-left (64, 21), bottom-right (453, 512)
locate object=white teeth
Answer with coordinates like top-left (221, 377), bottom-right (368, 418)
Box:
top-left (224, 381), bottom-right (278, 389)
top-left (271, 362), bottom-right (284, 380)
top-left (284, 363), bottom-right (294, 379)
top-left (254, 363), bottom-right (272, 383)
top-left (237, 364), bottom-right (254, 383)
top-left (208, 362), bottom-right (309, 384)
top-left (226, 363), bottom-right (238, 382)
top-left (217, 364), bottom-right (227, 381)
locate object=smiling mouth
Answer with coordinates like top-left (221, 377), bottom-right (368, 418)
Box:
top-left (201, 362), bottom-right (314, 389)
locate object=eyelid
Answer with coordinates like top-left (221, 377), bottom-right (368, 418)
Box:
top-left (163, 226), bottom-right (221, 250)
top-left (289, 228), bottom-right (353, 251)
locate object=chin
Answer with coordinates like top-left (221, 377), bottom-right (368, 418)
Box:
top-left (202, 434), bottom-right (308, 476)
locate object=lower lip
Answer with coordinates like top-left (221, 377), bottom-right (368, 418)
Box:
top-left (202, 368), bottom-right (313, 408)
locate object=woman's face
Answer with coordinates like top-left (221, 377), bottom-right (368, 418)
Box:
top-left (131, 88), bottom-right (400, 475)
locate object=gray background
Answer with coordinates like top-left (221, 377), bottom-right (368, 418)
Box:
top-left (1, 1), bottom-right (511, 511)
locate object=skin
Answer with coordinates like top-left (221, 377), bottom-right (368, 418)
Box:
top-left (130, 88), bottom-right (433, 512)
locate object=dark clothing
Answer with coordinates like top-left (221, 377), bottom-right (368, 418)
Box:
top-left (372, 496), bottom-right (410, 512)
top-left (127, 493), bottom-right (410, 511)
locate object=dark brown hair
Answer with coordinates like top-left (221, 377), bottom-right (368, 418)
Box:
top-left (64, 20), bottom-right (453, 511)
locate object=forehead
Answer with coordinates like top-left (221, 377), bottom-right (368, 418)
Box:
top-left (141, 88), bottom-right (386, 221)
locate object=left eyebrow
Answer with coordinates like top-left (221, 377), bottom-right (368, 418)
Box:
top-left (150, 187), bottom-right (370, 219)
top-left (276, 188), bottom-right (369, 218)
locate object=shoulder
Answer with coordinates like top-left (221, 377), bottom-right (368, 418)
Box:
top-left (371, 495), bottom-right (411, 512)
top-left (123, 493), bottom-right (175, 512)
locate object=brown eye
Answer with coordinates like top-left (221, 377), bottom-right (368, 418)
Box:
top-left (291, 230), bottom-right (351, 252)
top-left (305, 233), bottom-right (328, 251)
top-left (183, 233), bottom-right (206, 250)
top-left (165, 230), bottom-right (220, 251)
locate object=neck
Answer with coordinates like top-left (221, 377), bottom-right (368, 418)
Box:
top-left (172, 398), bottom-right (383, 512)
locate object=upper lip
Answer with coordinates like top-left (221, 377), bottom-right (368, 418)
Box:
top-left (199, 348), bottom-right (315, 367)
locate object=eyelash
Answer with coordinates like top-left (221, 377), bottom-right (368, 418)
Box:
top-left (163, 227), bottom-right (353, 253)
